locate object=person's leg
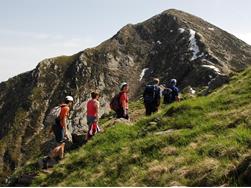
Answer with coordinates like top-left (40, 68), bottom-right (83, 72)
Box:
top-left (50, 124), bottom-right (59, 159)
top-left (85, 130), bottom-right (92, 141)
top-left (145, 103), bottom-right (151, 116)
top-left (51, 125), bottom-right (65, 159)
top-left (48, 142), bottom-right (65, 163)
top-left (58, 127), bottom-right (65, 159)
top-left (153, 104), bottom-right (159, 113)
top-left (145, 103), bottom-right (149, 116)
top-left (50, 144), bottom-right (61, 158)
top-left (59, 142), bottom-right (65, 159)
top-left (85, 124), bottom-right (91, 141)
top-left (86, 116), bottom-right (96, 141)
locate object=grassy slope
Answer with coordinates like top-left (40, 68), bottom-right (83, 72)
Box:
top-left (32, 68), bottom-right (251, 186)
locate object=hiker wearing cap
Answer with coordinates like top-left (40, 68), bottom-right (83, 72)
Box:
top-left (163, 79), bottom-right (180, 104)
top-left (117, 82), bottom-right (129, 119)
top-left (43, 96), bottom-right (73, 167)
top-left (85, 92), bottom-right (100, 141)
top-left (143, 78), bottom-right (161, 116)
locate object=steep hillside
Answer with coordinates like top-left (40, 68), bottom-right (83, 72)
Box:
top-left (1, 9), bottom-right (251, 184)
top-left (30, 67), bottom-right (251, 186)
top-left (0, 54), bottom-right (80, 183)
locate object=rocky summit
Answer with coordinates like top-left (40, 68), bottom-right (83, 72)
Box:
top-left (0, 9), bottom-right (251, 184)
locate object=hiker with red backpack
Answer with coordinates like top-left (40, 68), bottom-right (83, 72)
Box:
top-left (43, 96), bottom-right (74, 168)
top-left (110, 82), bottom-right (129, 119)
top-left (143, 78), bottom-right (161, 116)
top-left (85, 92), bottom-right (100, 141)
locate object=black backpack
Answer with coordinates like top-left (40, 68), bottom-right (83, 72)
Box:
top-left (163, 88), bottom-right (173, 104)
top-left (143, 85), bottom-right (157, 103)
top-left (110, 93), bottom-right (122, 112)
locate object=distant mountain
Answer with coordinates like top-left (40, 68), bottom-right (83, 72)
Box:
top-left (1, 9), bottom-right (251, 184)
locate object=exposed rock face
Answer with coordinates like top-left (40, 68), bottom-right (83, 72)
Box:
top-left (1, 9), bottom-right (251, 184)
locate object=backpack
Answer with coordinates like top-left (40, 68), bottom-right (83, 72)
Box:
top-left (44, 106), bottom-right (61, 128)
top-left (110, 93), bottom-right (122, 112)
top-left (143, 85), bottom-right (157, 103)
top-left (163, 88), bottom-right (173, 104)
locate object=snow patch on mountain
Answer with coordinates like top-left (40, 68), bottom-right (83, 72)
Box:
top-left (139, 68), bottom-right (149, 81)
top-left (202, 65), bottom-right (220, 73)
top-left (189, 29), bottom-right (200, 61)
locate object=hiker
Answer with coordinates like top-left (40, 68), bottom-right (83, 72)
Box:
top-left (143, 78), bottom-right (161, 116)
top-left (116, 82), bottom-right (129, 119)
top-left (85, 91), bottom-right (100, 141)
top-left (43, 96), bottom-right (73, 168)
top-left (163, 78), bottom-right (180, 104)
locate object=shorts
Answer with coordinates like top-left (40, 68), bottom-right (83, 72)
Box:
top-left (87, 116), bottom-right (97, 130)
top-left (52, 123), bottom-right (65, 143)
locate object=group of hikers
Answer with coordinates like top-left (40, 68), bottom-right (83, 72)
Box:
top-left (143, 78), bottom-right (180, 116)
top-left (42, 78), bottom-right (180, 168)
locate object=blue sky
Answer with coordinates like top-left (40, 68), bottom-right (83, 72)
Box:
top-left (0, 0), bottom-right (251, 82)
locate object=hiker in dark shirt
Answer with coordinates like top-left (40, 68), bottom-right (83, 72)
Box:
top-left (143, 78), bottom-right (161, 116)
top-left (163, 79), bottom-right (180, 104)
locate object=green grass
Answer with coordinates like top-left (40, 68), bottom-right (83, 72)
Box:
top-left (23, 67), bottom-right (251, 186)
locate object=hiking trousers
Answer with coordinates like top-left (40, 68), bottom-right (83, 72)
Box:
top-left (144, 102), bottom-right (158, 116)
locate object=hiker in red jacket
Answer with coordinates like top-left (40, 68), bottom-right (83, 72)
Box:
top-left (117, 82), bottom-right (129, 119)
